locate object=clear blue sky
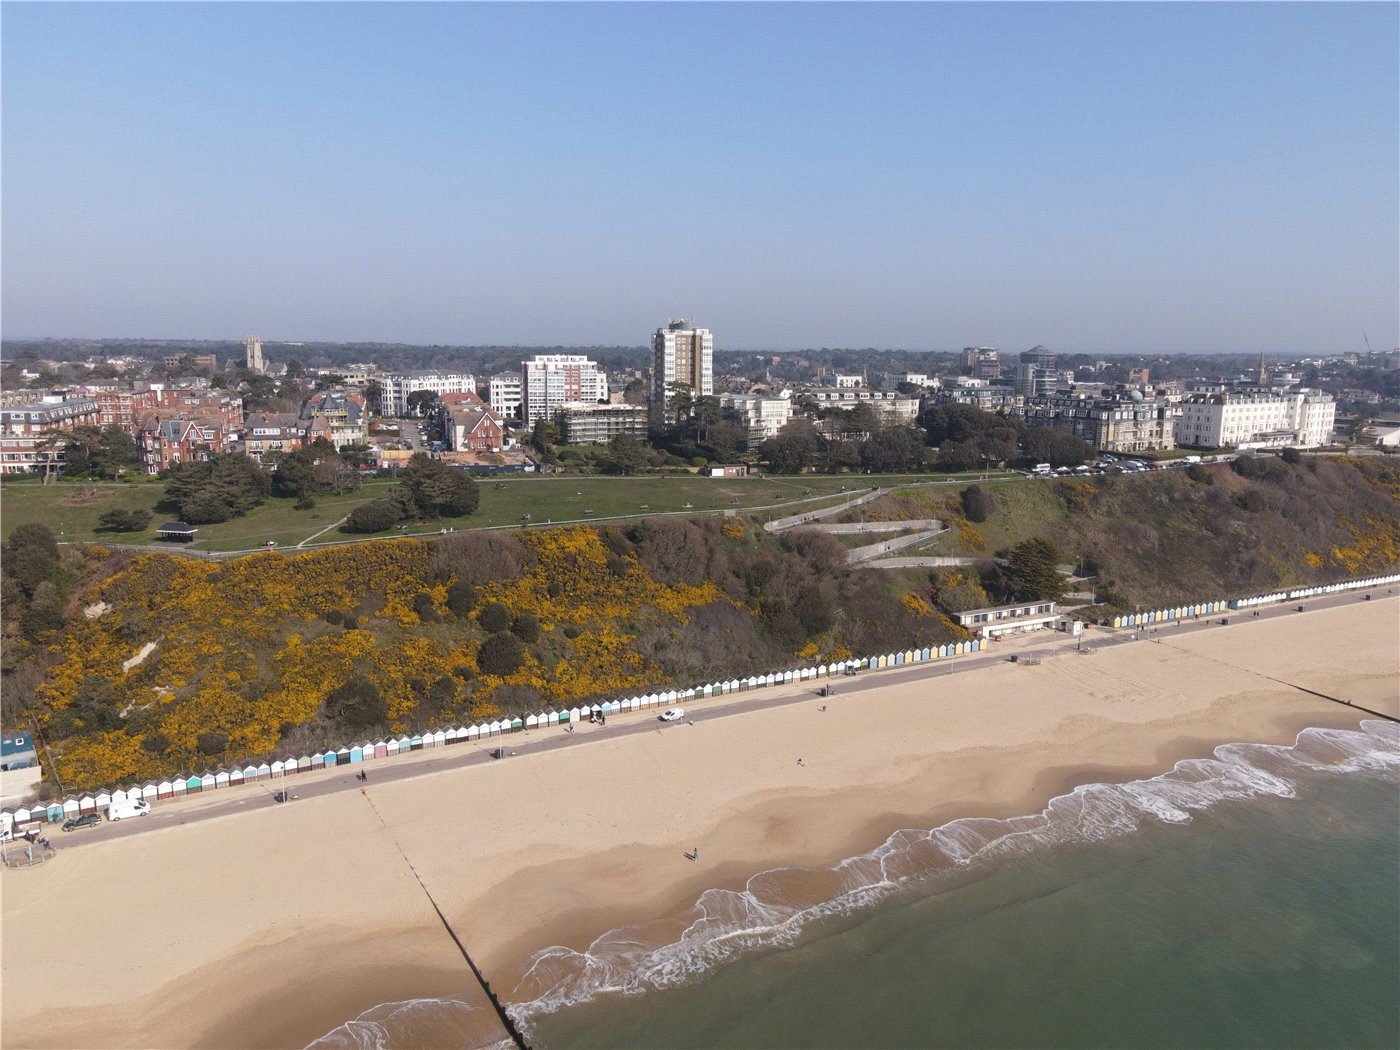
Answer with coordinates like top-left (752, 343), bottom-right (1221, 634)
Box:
top-left (3, 2), bottom-right (1396, 353)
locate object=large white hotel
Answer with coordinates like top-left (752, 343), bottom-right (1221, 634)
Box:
top-left (1175, 390), bottom-right (1335, 450)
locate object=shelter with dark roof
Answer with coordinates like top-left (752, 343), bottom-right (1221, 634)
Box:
top-left (155, 522), bottom-right (199, 542)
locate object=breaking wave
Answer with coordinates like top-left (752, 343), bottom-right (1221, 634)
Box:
top-left (508, 720), bottom-right (1399, 1029)
top-left (305, 998), bottom-right (489, 1050)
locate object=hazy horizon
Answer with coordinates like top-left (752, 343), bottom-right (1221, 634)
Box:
top-left (4, 3), bottom-right (1397, 353)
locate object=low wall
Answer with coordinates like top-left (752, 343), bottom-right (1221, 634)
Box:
top-left (764, 488), bottom-right (890, 532)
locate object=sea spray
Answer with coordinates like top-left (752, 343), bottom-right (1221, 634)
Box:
top-left (508, 721), bottom-right (1399, 1029)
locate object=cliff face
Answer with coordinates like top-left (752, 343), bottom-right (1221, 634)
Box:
top-left (7, 456), bottom-right (1397, 793)
top-left (14, 519), bottom-right (954, 791)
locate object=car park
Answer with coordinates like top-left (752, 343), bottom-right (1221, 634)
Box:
top-left (62, 813), bottom-right (101, 832)
top-left (658, 707), bottom-right (685, 722)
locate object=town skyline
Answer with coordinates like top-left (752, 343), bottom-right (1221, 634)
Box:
top-left (3, 3), bottom-right (1396, 352)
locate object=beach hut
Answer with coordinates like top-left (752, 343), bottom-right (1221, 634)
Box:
top-left (62, 798), bottom-right (80, 817)
top-left (397, 735), bottom-right (412, 752)
top-left (96, 791), bottom-right (114, 810)
top-left (432, 730), bottom-right (446, 747)
top-left (296, 755), bottom-right (312, 772)
top-left (252, 763), bottom-right (268, 780)
top-left (197, 772), bottom-right (214, 791)
top-left (45, 802), bottom-right (64, 822)
top-left (370, 740), bottom-right (386, 758)
top-left (156, 780), bottom-right (174, 799)
top-left (408, 735), bottom-right (423, 752)
top-left (386, 739), bottom-right (401, 756)
top-left (78, 795), bottom-right (97, 814)
top-left (348, 745), bottom-right (363, 764)
top-left (171, 778), bottom-right (188, 797)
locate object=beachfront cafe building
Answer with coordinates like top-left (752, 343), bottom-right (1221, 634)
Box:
top-left (956, 601), bottom-right (1059, 639)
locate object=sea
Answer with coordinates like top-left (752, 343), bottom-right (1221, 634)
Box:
top-left (309, 720), bottom-right (1399, 1050)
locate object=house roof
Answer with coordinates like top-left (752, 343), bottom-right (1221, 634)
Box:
top-left (156, 522), bottom-right (198, 535)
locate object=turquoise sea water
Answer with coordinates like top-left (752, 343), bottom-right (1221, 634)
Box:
top-left (310, 721), bottom-right (1399, 1050)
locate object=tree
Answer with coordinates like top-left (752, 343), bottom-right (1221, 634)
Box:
top-left (3, 524), bottom-right (61, 598)
top-left (362, 380), bottom-right (384, 416)
top-left (1004, 537), bottom-right (1067, 600)
top-left (760, 418), bottom-right (822, 473)
top-left (47, 425), bottom-right (140, 478)
top-left (400, 453), bottom-right (479, 518)
top-left (344, 500), bottom-right (403, 533)
top-left (97, 508), bottom-right (152, 532)
top-left (860, 425), bottom-right (925, 473)
top-left (164, 454), bottom-right (269, 522)
top-left (478, 631), bottom-right (525, 676)
top-left (1023, 428), bottom-right (1092, 468)
top-left (529, 418), bottom-right (559, 455)
top-left (603, 433), bottom-right (650, 475)
top-left (960, 485), bottom-right (997, 523)
top-left (622, 378), bottom-right (648, 406)
top-left (406, 390), bottom-right (441, 418)
top-left (703, 419), bottom-right (747, 464)
top-left (1280, 447), bottom-right (1303, 465)
top-left (666, 382), bottom-right (695, 427)
top-left (271, 453), bottom-right (316, 497)
top-left (324, 675), bottom-right (387, 732)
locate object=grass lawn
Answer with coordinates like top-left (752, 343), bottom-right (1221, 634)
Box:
top-left (2, 470), bottom-right (1033, 553)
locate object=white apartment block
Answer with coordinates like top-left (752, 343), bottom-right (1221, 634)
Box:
top-left (381, 372), bottom-right (477, 416)
top-left (488, 372), bottom-right (523, 421)
top-left (800, 390), bottom-right (921, 425)
top-left (651, 320), bottom-right (714, 425)
top-left (522, 355), bottom-right (608, 426)
top-left (718, 392), bottom-right (793, 442)
top-left (1175, 391), bottom-right (1336, 450)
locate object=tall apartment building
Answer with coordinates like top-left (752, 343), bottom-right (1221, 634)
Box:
top-left (1014, 346), bottom-right (1059, 397)
top-left (380, 372), bottom-right (477, 417)
top-left (1175, 391), bottom-right (1335, 450)
top-left (245, 336), bottom-right (265, 374)
top-left (651, 320), bottom-right (713, 426)
top-left (522, 355), bottom-right (608, 426)
top-left (488, 372), bottom-right (523, 421)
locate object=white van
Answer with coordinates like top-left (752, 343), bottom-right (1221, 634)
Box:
top-left (107, 799), bottom-right (151, 822)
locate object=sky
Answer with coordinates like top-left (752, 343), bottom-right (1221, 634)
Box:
top-left (3, 2), bottom-right (1397, 353)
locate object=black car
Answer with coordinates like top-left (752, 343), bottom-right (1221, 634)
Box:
top-left (62, 813), bottom-right (101, 832)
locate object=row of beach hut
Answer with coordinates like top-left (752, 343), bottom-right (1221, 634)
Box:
top-left (3, 643), bottom-right (993, 829)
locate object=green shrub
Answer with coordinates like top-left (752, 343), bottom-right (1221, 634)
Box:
top-left (511, 612), bottom-right (541, 643)
top-left (478, 631), bottom-right (525, 676)
top-left (478, 602), bottom-right (511, 633)
top-left (446, 581), bottom-right (477, 617)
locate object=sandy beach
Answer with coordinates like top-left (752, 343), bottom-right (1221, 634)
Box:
top-left (3, 598), bottom-right (1396, 1049)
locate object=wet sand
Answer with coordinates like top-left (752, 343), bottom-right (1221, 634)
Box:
top-left (3, 598), bottom-right (1395, 1049)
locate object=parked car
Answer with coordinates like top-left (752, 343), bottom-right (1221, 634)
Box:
top-left (659, 707), bottom-right (685, 722)
top-left (62, 813), bottom-right (101, 832)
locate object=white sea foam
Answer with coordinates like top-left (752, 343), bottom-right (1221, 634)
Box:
top-left (304, 997), bottom-right (479, 1050)
top-left (508, 720), bottom-right (1400, 1028)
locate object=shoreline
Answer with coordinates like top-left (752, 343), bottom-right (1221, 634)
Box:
top-left (3, 599), bottom-right (1396, 1050)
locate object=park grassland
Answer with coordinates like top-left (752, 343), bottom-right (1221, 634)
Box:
top-left (0, 471), bottom-right (1021, 552)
